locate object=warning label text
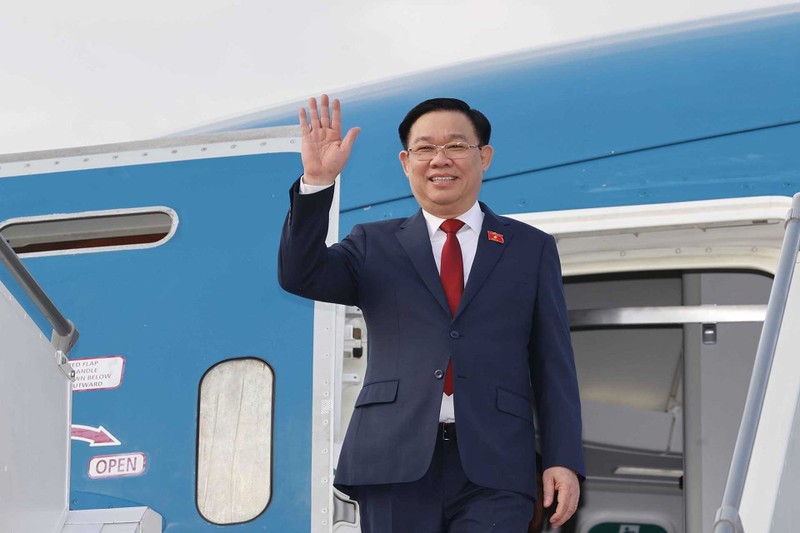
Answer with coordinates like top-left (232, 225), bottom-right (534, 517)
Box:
top-left (71, 356), bottom-right (125, 392)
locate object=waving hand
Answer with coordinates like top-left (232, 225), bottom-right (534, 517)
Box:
top-left (299, 94), bottom-right (361, 186)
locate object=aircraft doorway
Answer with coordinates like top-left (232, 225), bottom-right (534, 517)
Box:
top-left (564, 269), bottom-right (770, 533)
top-left (328, 196), bottom-right (787, 533)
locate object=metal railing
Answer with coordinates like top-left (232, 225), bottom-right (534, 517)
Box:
top-left (713, 192), bottom-right (800, 533)
top-left (0, 235), bottom-right (78, 354)
top-left (569, 305), bottom-right (766, 327)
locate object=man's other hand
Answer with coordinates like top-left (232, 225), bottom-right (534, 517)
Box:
top-left (542, 466), bottom-right (580, 527)
top-left (299, 94), bottom-right (361, 186)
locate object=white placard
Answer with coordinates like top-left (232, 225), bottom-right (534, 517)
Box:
top-left (88, 452), bottom-right (147, 479)
top-left (71, 356), bottom-right (125, 392)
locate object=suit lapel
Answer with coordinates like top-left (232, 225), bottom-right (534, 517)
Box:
top-left (455, 203), bottom-right (512, 320)
top-left (396, 210), bottom-right (452, 317)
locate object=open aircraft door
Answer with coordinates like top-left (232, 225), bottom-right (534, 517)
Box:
top-left (0, 128), bottom-right (353, 532)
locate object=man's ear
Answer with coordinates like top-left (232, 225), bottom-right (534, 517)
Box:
top-left (480, 145), bottom-right (494, 172)
top-left (399, 150), bottom-right (411, 177)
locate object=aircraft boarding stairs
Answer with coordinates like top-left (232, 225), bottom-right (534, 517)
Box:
top-left (712, 192), bottom-right (800, 533)
top-left (0, 236), bottom-right (162, 532)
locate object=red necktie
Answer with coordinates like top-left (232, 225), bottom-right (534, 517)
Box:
top-left (440, 219), bottom-right (465, 396)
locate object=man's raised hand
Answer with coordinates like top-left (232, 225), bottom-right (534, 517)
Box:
top-left (299, 94), bottom-right (361, 186)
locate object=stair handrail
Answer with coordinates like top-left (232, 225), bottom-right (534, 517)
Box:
top-left (713, 192), bottom-right (800, 533)
top-left (0, 235), bottom-right (78, 354)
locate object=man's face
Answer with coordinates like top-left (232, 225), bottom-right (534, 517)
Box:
top-left (399, 110), bottom-right (493, 219)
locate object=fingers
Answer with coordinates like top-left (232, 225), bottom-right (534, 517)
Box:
top-left (341, 127), bottom-right (361, 151)
top-left (298, 107), bottom-right (309, 134)
top-left (549, 492), bottom-right (571, 528)
top-left (330, 97), bottom-right (342, 132)
top-left (319, 94), bottom-right (331, 128)
top-left (301, 94), bottom-right (339, 133)
top-left (308, 97), bottom-right (322, 131)
top-left (543, 467), bottom-right (580, 528)
top-left (542, 470), bottom-right (555, 509)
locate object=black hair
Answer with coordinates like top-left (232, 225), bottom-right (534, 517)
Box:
top-left (398, 98), bottom-right (491, 149)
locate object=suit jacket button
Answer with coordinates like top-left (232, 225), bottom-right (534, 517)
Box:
top-left (449, 330), bottom-right (460, 339)
top-left (434, 369), bottom-right (444, 379)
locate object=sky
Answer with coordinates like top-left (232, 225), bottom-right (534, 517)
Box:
top-left (2, 0), bottom-right (798, 154)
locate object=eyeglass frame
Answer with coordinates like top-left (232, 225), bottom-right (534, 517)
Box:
top-left (404, 142), bottom-right (484, 161)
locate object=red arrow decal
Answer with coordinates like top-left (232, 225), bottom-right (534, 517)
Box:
top-left (71, 424), bottom-right (121, 447)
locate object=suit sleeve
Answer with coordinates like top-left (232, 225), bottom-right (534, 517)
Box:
top-left (278, 178), bottom-right (365, 306)
top-left (529, 234), bottom-right (586, 480)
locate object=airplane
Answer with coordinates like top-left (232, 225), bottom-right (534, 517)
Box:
top-left (1, 4), bottom-right (799, 532)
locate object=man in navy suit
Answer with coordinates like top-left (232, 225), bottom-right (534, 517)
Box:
top-left (279, 95), bottom-right (584, 532)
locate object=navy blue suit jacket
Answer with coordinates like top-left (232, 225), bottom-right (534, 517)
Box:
top-left (279, 179), bottom-right (584, 498)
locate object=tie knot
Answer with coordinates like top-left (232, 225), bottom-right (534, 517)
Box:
top-left (440, 219), bottom-right (465, 235)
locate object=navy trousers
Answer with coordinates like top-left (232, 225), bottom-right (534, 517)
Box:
top-left (354, 431), bottom-right (534, 532)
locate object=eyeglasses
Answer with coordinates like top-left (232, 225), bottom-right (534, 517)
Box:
top-left (406, 142), bottom-right (482, 161)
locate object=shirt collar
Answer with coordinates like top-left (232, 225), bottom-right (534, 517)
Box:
top-left (421, 202), bottom-right (484, 239)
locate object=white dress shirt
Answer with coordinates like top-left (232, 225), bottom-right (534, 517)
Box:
top-left (421, 202), bottom-right (484, 423)
top-left (299, 178), bottom-right (484, 423)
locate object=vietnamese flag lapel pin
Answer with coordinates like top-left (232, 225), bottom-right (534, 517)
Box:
top-left (487, 230), bottom-right (504, 243)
